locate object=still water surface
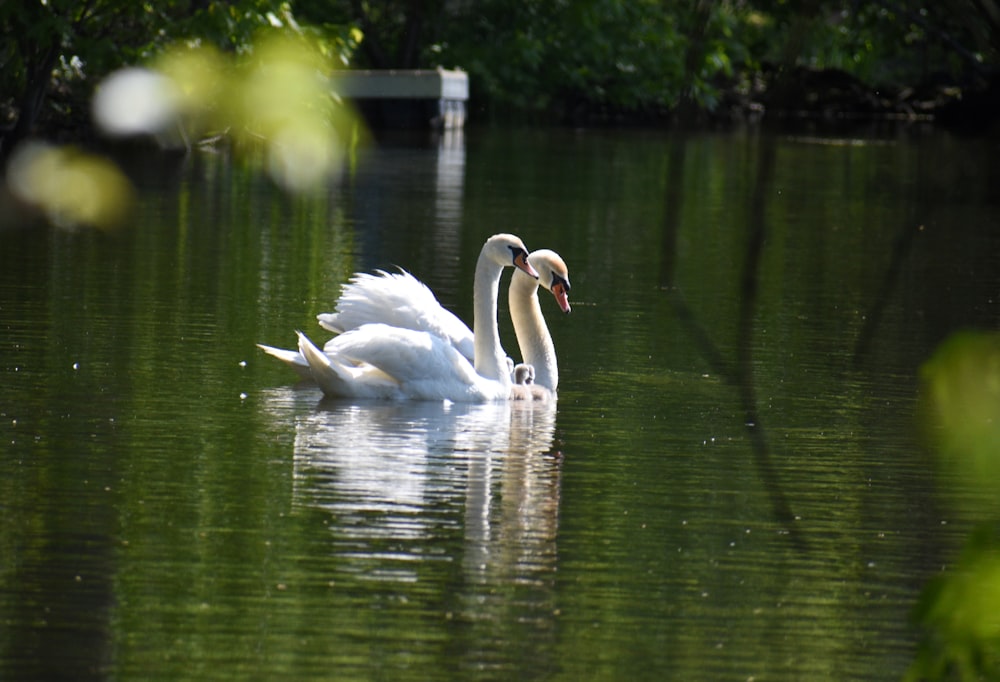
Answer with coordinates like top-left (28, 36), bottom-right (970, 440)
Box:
top-left (2, 126), bottom-right (999, 680)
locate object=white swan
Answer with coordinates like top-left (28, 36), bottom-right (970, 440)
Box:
top-left (315, 246), bottom-right (570, 392)
top-left (258, 233), bottom-right (537, 383)
top-left (507, 249), bottom-right (571, 401)
top-left (261, 233), bottom-right (539, 400)
top-left (316, 234), bottom-right (539, 382)
top-left (303, 244), bottom-right (572, 401)
top-left (297, 324), bottom-right (512, 401)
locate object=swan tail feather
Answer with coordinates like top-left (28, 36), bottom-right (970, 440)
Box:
top-left (256, 343), bottom-right (314, 382)
top-left (296, 331), bottom-right (352, 396)
top-left (297, 330), bottom-right (402, 398)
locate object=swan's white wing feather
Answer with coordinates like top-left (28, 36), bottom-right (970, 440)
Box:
top-left (317, 270), bottom-right (475, 360)
top-left (330, 323), bottom-right (475, 384)
top-left (319, 324), bottom-right (508, 402)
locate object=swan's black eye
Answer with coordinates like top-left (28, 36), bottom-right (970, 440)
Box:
top-left (552, 274), bottom-right (571, 292)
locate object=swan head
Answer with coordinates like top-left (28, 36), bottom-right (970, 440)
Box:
top-left (486, 233), bottom-right (539, 279)
top-left (528, 249), bottom-right (572, 313)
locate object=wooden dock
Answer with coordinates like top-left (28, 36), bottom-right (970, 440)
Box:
top-left (331, 68), bottom-right (468, 130)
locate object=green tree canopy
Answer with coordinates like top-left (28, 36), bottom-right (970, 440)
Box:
top-left (3, 0), bottom-right (1000, 144)
top-left (302, 0), bottom-right (1000, 124)
top-left (0, 0), bottom-right (356, 158)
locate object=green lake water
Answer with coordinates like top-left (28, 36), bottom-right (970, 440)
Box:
top-left (2, 126), bottom-right (999, 680)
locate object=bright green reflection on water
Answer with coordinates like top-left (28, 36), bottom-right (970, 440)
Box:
top-left (1, 128), bottom-right (999, 681)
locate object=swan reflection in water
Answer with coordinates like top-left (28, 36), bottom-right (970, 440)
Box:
top-left (277, 392), bottom-right (562, 614)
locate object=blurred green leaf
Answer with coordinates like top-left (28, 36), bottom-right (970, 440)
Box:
top-left (920, 331), bottom-right (1000, 494)
top-left (909, 524), bottom-right (1000, 681)
top-left (910, 333), bottom-right (1000, 681)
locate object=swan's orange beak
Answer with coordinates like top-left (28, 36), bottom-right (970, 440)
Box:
top-left (551, 281), bottom-right (571, 313)
top-left (513, 249), bottom-right (540, 279)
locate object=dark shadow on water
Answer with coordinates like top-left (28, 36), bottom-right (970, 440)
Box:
top-left (851, 133), bottom-right (927, 370)
top-left (661, 133), bottom-right (807, 552)
top-left (851, 219), bottom-right (923, 367)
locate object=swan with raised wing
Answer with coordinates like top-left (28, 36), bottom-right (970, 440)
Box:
top-left (260, 233), bottom-right (539, 399)
top-left (302, 248), bottom-right (570, 401)
top-left (315, 246), bottom-right (570, 392)
top-left (260, 240), bottom-right (572, 402)
top-left (258, 233), bottom-right (537, 382)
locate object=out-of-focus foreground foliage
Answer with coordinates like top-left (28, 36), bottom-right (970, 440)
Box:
top-left (1, 1), bottom-right (360, 153)
top-left (912, 332), bottom-right (1000, 681)
top-left (1, 1), bottom-right (364, 229)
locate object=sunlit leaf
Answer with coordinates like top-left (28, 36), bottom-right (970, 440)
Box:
top-left (6, 142), bottom-right (134, 231)
top-left (231, 31), bottom-right (351, 191)
top-left (92, 67), bottom-right (182, 137)
top-left (153, 43), bottom-right (228, 132)
top-left (92, 29), bottom-right (366, 195)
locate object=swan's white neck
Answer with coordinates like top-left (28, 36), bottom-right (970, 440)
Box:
top-left (472, 250), bottom-right (511, 385)
top-left (509, 270), bottom-right (558, 392)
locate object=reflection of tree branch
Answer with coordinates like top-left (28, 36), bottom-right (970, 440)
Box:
top-left (852, 221), bottom-right (922, 368)
top-left (659, 138), bottom-right (684, 290)
top-left (854, 134), bottom-right (925, 368)
top-left (668, 290), bottom-right (736, 381)
top-left (660, 138), bottom-right (735, 381)
top-left (662, 136), bottom-right (806, 550)
top-left (737, 139), bottom-right (806, 549)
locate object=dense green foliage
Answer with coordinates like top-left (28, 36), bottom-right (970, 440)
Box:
top-left (449, 0), bottom-right (1000, 122)
top-left (0, 0), bottom-right (358, 156)
top-left (436, 1), bottom-right (698, 119)
top-left (4, 0), bottom-right (1000, 140)
top-left (305, 0), bottom-right (1000, 122)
